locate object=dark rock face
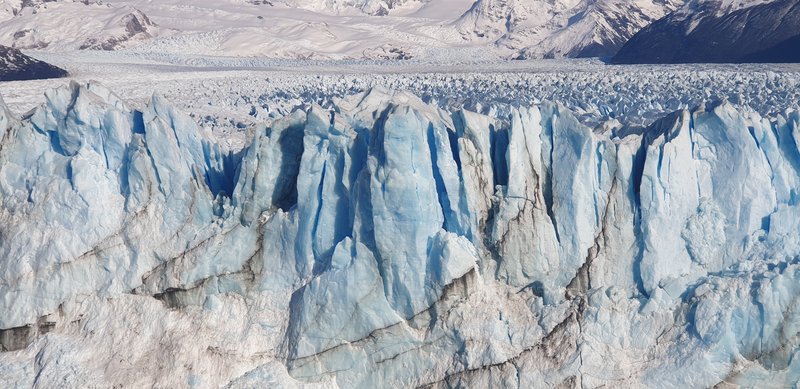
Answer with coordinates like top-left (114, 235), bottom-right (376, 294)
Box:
top-left (740, 34), bottom-right (800, 63)
top-left (0, 45), bottom-right (67, 81)
top-left (612, 0), bottom-right (800, 64)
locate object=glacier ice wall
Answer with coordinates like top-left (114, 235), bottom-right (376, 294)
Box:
top-left (0, 82), bottom-right (799, 388)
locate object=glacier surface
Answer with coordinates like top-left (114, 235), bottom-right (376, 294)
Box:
top-left (0, 81), bottom-right (799, 387)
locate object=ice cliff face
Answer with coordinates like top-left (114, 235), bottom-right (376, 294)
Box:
top-left (1, 82), bottom-right (799, 387)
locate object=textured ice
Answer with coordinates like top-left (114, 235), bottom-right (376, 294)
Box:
top-left (5, 54), bottom-right (800, 154)
top-left (0, 82), bottom-right (799, 387)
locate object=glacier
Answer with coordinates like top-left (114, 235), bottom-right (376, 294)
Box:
top-left (0, 81), bottom-right (799, 387)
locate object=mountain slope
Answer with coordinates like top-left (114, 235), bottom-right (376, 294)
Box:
top-left (0, 0), bottom-right (685, 59)
top-left (0, 45), bottom-right (67, 81)
top-left (278, 0), bottom-right (425, 15)
top-left (0, 0), bottom-right (793, 61)
top-left (741, 33), bottom-right (800, 62)
top-left (612, 0), bottom-right (800, 63)
top-left (456, 0), bottom-right (684, 58)
top-left (0, 0), bottom-right (160, 51)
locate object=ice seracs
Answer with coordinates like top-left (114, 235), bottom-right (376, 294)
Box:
top-left (0, 81), bottom-right (235, 331)
top-left (0, 83), bottom-right (799, 387)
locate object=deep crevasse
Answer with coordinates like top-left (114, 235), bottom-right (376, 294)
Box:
top-left (0, 81), bottom-right (799, 387)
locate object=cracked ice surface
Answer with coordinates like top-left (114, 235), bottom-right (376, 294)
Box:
top-left (0, 81), bottom-right (799, 388)
top-left (3, 55), bottom-right (800, 153)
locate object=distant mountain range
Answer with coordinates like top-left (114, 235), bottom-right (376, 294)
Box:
top-left (0, 0), bottom-right (796, 63)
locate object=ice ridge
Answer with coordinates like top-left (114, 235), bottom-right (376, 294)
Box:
top-left (0, 82), bottom-right (799, 387)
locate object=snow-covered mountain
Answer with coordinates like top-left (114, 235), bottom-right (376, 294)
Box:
top-left (0, 81), bottom-right (799, 386)
top-left (456, 0), bottom-right (685, 58)
top-left (4, 0), bottom-right (795, 61)
top-left (0, 44), bottom-right (66, 80)
top-left (0, 0), bottom-right (690, 59)
top-left (612, 0), bottom-right (800, 63)
top-left (0, 0), bottom-right (159, 51)
top-left (0, 0), bottom-right (466, 58)
top-left (280, 0), bottom-right (425, 15)
top-left (2, 0), bottom-right (797, 61)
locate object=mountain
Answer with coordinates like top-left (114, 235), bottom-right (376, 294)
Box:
top-left (0, 0), bottom-right (160, 51)
top-left (0, 44), bottom-right (66, 81)
top-left (2, 0), bottom-right (796, 61)
top-left (457, 0), bottom-right (685, 59)
top-left (279, 0), bottom-right (425, 15)
top-left (0, 82), bottom-right (799, 386)
top-left (77, 8), bottom-right (157, 50)
top-left (0, 0), bottom-right (686, 59)
top-left (612, 0), bottom-right (800, 63)
top-left (741, 33), bottom-right (800, 62)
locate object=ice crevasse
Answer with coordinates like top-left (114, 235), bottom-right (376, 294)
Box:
top-left (0, 81), bottom-right (799, 387)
